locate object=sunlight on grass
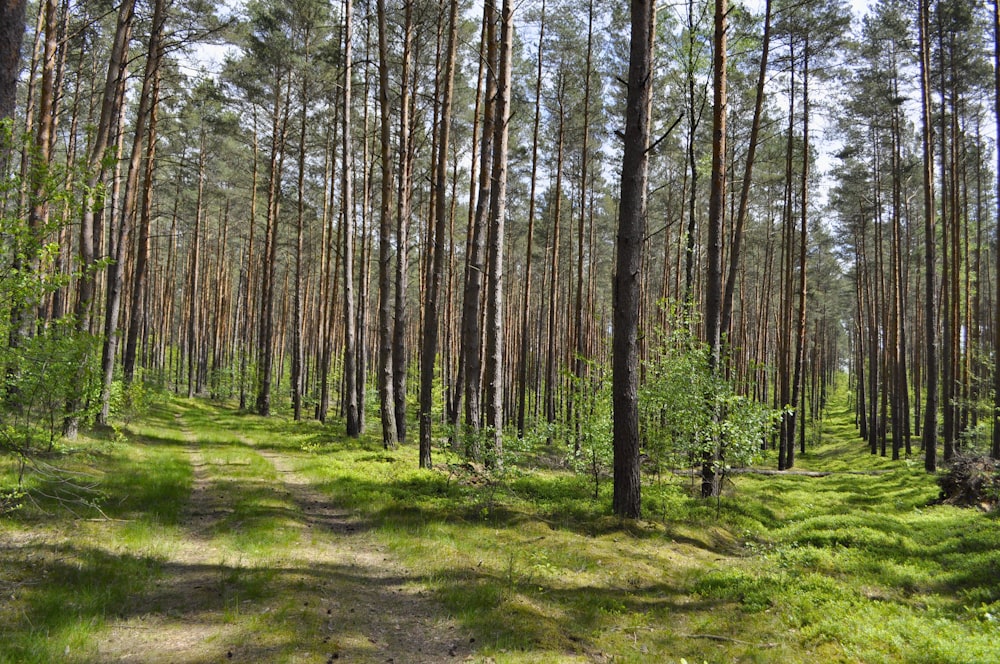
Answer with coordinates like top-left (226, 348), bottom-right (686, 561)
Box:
top-left (3, 390), bottom-right (999, 663)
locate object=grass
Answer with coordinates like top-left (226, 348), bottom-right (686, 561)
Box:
top-left (1, 388), bottom-right (999, 663)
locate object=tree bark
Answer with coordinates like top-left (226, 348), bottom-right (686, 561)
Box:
top-left (100, 0), bottom-right (165, 417)
top-left (992, 0), bottom-right (1000, 460)
top-left (460, 0), bottom-right (497, 455)
top-left (392, 0), bottom-right (415, 442)
top-left (702, 0), bottom-right (726, 498)
top-left (516, 0), bottom-right (546, 438)
top-left (418, 0), bottom-right (459, 468)
top-left (613, 0), bottom-right (653, 520)
top-left (376, 0), bottom-right (398, 449)
top-left (343, 0), bottom-right (361, 436)
top-left (721, 0), bottom-right (771, 338)
top-left (484, 0), bottom-right (514, 465)
top-left (918, 0), bottom-right (938, 472)
top-left (0, 0), bottom-right (26, 123)
top-left (64, 0), bottom-right (135, 438)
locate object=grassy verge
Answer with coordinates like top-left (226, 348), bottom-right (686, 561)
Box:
top-left (1, 391), bottom-right (998, 663)
top-left (0, 401), bottom-right (192, 663)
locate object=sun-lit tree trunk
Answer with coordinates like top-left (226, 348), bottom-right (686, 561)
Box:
top-left (460, 0), bottom-right (497, 456)
top-left (483, 0), bottom-right (513, 465)
top-left (99, 0), bottom-right (165, 420)
top-left (517, 0), bottom-right (546, 438)
top-left (342, 0), bottom-right (361, 436)
top-left (392, 0), bottom-right (415, 442)
top-left (702, 0), bottom-right (726, 498)
top-left (418, 0), bottom-right (459, 468)
top-left (721, 0), bottom-right (771, 338)
top-left (992, 0), bottom-right (1000, 461)
top-left (375, 0), bottom-right (398, 449)
top-left (122, 60), bottom-right (162, 385)
top-left (238, 109), bottom-right (260, 411)
top-left (613, 0), bottom-right (653, 520)
top-left (918, 0), bottom-right (938, 472)
top-left (187, 134), bottom-right (207, 399)
top-left (256, 73), bottom-right (290, 416)
top-left (570, 0), bottom-right (595, 445)
top-left (788, 38), bottom-right (811, 468)
top-left (64, 0), bottom-right (135, 438)
top-left (291, 26), bottom-right (313, 422)
top-left (544, 91), bottom-right (566, 440)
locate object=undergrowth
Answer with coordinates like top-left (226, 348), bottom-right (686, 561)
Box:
top-left (1, 391), bottom-right (998, 663)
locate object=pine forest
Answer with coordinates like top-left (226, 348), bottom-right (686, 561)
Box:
top-left (2, 0), bottom-right (1000, 661)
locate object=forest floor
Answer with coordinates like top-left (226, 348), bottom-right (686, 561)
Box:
top-left (1, 392), bottom-right (999, 663)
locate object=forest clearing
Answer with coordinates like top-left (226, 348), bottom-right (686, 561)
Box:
top-left (1, 390), bottom-right (998, 663)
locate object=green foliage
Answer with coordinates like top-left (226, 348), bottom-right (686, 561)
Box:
top-left (562, 358), bottom-right (614, 500)
top-left (3, 396), bottom-right (1000, 662)
top-left (0, 321), bottom-right (99, 462)
top-left (107, 376), bottom-right (156, 427)
top-left (640, 304), bottom-right (779, 480)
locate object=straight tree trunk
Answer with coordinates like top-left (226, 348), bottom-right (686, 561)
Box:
top-left (99, 0), bottom-right (165, 418)
top-left (255, 73), bottom-right (289, 416)
top-left (789, 40), bottom-right (811, 468)
top-left (376, 0), bottom-right (398, 449)
top-left (544, 97), bottom-right (565, 437)
top-left (484, 0), bottom-right (514, 465)
top-left (292, 26), bottom-right (313, 422)
top-left (721, 0), bottom-right (771, 337)
top-left (0, 0), bottom-right (26, 123)
top-left (64, 0), bottom-right (135, 438)
top-left (613, 0), bottom-right (653, 520)
top-left (418, 0), bottom-right (459, 468)
top-left (343, 0), bottom-right (361, 436)
top-left (392, 0), bottom-right (415, 442)
top-left (516, 0), bottom-right (546, 438)
top-left (992, 0), bottom-right (1000, 460)
top-left (460, 0), bottom-right (497, 454)
top-left (187, 136), bottom-right (206, 399)
top-left (702, 0), bottom-right (726, 498)
top-left (918, 0), bottom-right (938, 472)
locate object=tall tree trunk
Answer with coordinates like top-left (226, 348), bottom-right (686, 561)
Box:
top-left (721, 0), bottom-right (771, 338)
top-left (291, 25), bottom-right (314, 422)
top-left (392, 0), bottom-right (415, 442)
top-left (789, 39), bottom-right (811, 469)
top-left (702, 0), bottom-right (726, 498)
top-left (460, 0), bottom-right (497, 455)
top-left (187, 136), bottom-right (206, 399)
top-left (256, 73), bottom-right (289, 416)
top-left (544, 96), bottom-right (565, 438)
top-left (483, 0), bottom-right (513, 465)
top-left (918, 0), bottom-right (938, 472)
top-left (570, 0), bottom-right (595, 446)
top-left (99, 0), bottom-right (165, 419)
top-left (64, 0), bottom-right (135, 438)
top-left (613, 0), bottom-right (653, 520)
top-left (418, 0), bottom-right (459, 468)
top-left (343, 0), bottom-right (361, 436)
top-left (992, 0), bottom-right (1000, 460)
top-left (517, 0), bottom-right (546, 438)
top-left (0, 0), bottom-right (26, 125)
top-left (376, 0), bottom-right (398, 449)
top-left (239, 109), bottom-right (260, 410)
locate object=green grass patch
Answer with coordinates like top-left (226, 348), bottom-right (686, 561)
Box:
top-left (3, 390), bottom-right (999, 663)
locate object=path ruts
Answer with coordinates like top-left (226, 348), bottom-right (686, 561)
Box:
top-left (96, 412), bottom-right (472, 663)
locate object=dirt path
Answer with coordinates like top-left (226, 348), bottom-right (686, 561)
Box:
top-left (96, 415), bottom-right (473, 663)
